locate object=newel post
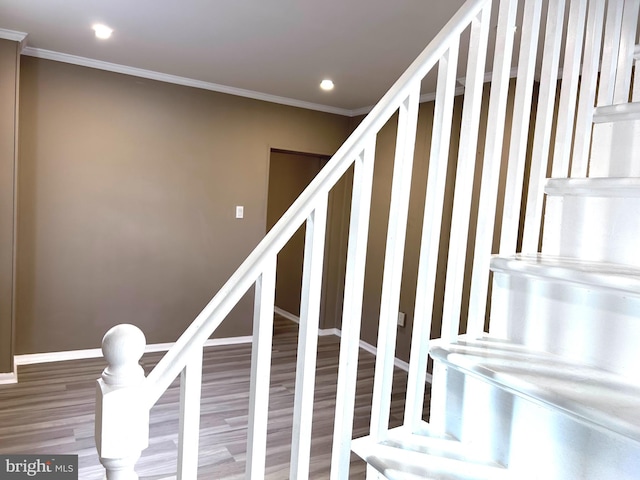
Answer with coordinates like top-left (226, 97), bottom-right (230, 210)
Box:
top-left (95, 324), bottom-right (150, 480)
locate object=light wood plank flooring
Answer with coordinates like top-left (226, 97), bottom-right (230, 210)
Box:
top-left (0, 316), bottom-right (430, 479)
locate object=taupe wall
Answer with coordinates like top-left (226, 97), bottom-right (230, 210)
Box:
top-left (16, 57), bottom-right (351, 354)
top-left (0, 39), bottom-right (19, 373)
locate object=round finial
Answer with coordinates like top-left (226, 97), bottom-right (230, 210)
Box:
top-left (101, 324), bottom-right (146, 386)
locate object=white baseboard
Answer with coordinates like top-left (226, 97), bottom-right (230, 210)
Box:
top-left (275, 308), bottom-right (432, 383)
top-left (16, 348), bottom-right (104, 365)
top-left (11, 308), bottom-right (432, 384)
top-left (14, 335), bottom-right (253, 366)
top-left (274, 306), bottom-right (300, 323)
top-left (0, 364), bottom-right (18, 384)
top-left (319, 328), bottom-right (341, 337)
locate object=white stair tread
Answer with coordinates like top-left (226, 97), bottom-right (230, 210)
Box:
top-left (351, 425), bottom-right (509, 480)
top-left (430, 336), bottom-right (640, 442)
top-left (593, 101), bottom-right (640, 123)
top-left (490, 254), bottom-right (640, 296)
top-left (545, 177), bottom-right (640, 197)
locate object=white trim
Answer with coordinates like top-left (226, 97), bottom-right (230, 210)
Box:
top-left (593, 101), bottom-right (640, 123)
top-left (0, 364), bottom-right (18, 384)
top-left (319, 328), bottom-right (341, 337)
top-left (545, 177), bottom-right (640, 197)
top-left (274, 306), bottom-right (300, 324)
top-left (20, 47), bottom-right (354, 117)
top-left (0, 28), bottom-right (28, 45)
top-left (14, 335), bottom-right (253, 366)
top-left (349, 105), bottom-right (375, 117)
top-left (204, 336), bottom-right (253, 347)
top-left (275, 308), bottom-right (432, 383)
top-left (16, 348), bottom-right (103, 365)
top-left (16, 44), bottom-right (512, 119)
top-left (356, 336), bottom-right (431, 381)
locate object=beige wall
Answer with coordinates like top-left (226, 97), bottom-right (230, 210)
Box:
top-left (16, 57), bottom-right (351, 354)
top-left (0, 39), bottom-right (19, 373)
top-left (14, 54), bottom-right (519, 363)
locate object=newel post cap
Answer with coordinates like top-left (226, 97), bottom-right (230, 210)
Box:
top-left (101, 324), bottom-right (146, 387)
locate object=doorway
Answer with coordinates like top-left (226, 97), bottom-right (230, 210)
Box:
top-left (266, 149), bottom-right (329, 317)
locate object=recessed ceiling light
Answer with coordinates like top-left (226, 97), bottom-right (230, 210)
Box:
top-left (92, 24), bottom-right (113, 40)
top-left (320, 79), bottom-right (334, 91)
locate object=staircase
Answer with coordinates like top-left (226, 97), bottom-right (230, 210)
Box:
top-left (95, 0), bottom-right (640, 478)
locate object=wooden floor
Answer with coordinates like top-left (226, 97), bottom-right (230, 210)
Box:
top-left (0, 316), bottom-right (430, 479)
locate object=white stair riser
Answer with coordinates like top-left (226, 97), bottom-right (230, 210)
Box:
top-left (437, 368), bottom-right (640, 480)
top-left (542, 194), bottom-right (640, 267)
top-left (490, 271), bottom-right (640, 380)
top-left (590, 120), bottom-right (640, 177)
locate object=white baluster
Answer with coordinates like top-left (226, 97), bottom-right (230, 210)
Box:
top-left (551, 0), bottom-right (588, 178)
top-left (330, 139), bottom-right (376, 480)
top-left (568, 0), bottom-right (606, 178)
top-left (521, 0), bottom-right (568, 250)
top-left (246, 257), bottom-right (277, 480)
top-left (96, 324), bottom-right (149, 480)
top-left (178, 348), bottom-right (203, 480)
top-left (597, 0), bottom-right (625, 106)
top-left (498, 0), bottom-right (543, 255)
top-left (370, 81), bottom-right (420, 441)
top-left (613, 0), bottom-right (640, 104)
top-left (404, 34), bottom-right (463, 433)
top-left (468, 2), bottom-right (524, 337)
top-left (290, 197), bottom-right (328, 480)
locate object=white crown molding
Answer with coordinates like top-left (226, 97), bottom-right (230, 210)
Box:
top-left (0, 28), bottom-right (28, 42)
top-left (0, 28), bottom-right (28, 51)
top-left (21, 47), bottom-right (355, 117)
top-left (349, 104), bottom-right (375, 117)
top-left (14, 45), bottom-right (522, 119)
top-left (14, 335), bottom-right (252, 367)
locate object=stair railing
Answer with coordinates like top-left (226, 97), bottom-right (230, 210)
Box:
top-left (95, 0), bottom-right (640, 478)
top-left (94, 0), bottom-right (492, 477)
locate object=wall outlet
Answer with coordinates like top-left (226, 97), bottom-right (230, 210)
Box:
top-left (397, 311), bottom-right (406, 327)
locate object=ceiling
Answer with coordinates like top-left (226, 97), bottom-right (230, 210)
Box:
top-left (0, 0), bottom-right (470, 115)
